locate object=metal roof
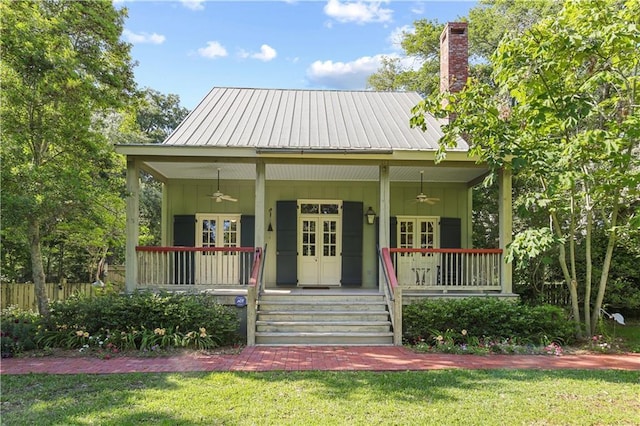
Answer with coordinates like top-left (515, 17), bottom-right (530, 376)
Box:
top-left (162, 87), bottom-right (468, 152)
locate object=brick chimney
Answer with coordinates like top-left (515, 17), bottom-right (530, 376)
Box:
top-left (440, 22), bottom-right (468, 94)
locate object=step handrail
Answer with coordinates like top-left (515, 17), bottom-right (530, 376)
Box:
top-left (378, 246), bottom-right (396, 317)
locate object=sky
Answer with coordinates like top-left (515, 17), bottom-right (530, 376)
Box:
top-left (117, 0), bottom-right (478, 109)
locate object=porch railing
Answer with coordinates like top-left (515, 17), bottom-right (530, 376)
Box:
top-left (135, 246), bottom-right (261, 287)
top-left (389, 248), bottom-right (503, 291)
top-left (379, 247), bottom-right (402, 345)
top-left (247, 245), bottom-right (266, 346)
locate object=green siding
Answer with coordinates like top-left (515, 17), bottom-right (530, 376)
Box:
top-left (163, 179), bottom-right (470, 289)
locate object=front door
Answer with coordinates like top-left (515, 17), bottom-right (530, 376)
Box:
top-left (397, 216), bottom-right (439, 286)
top-left (195, 214), bottom-right (240, 285)
top-left (298, 201), bottom-right (342, 287)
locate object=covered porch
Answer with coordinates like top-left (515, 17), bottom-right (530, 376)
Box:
top-left (121, 154), bottom-right (513, 296)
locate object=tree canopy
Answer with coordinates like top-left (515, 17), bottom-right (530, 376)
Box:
top-left (367, 0), bottom-right (559, 95)
top-left (0, 0), bottom-right (136, 316)
top-left (411, 0), bottom-right (640, 335)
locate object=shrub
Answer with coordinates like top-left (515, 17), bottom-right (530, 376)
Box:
top-left (403, 297), bottom-right (575, 346)
top-left (1, 306), bottom-right (42, 357)
top-left (45, 291), bottom-right (240, 350)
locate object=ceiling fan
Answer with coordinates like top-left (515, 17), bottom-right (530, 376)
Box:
top-left (210, 168), bottom-right (237, 203)
top-left (415, 171), bottom-right (440, 205)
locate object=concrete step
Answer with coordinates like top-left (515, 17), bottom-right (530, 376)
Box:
top-left (255, 331), bottom-right (394, 346)
top-left (256, 320), bottom-right (392, 333)
top-left (257, 311), bottom-right (390, 322)
top-left (253, 292), bottom-right (393, 346)
top-left (257, 300), bottom-right (388, 312)
top-left (259, 293), bottom-right (385, 303)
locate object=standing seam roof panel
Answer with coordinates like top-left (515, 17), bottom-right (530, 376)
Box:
top-left (217, 88), bottom-right (254, 147)
top-left (326, 91), bottom-right (345, 148)
top-left (195, 87), bottom-right (239, 146)
top-left (368, 92), bottom-right (410, 150)
top-left (160, 88), bottom-right (468, 151)
top-left (236, 89), bottom-right (267, 146)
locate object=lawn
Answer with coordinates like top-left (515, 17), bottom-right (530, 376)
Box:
top-left (2, 370), bottom-right (639, 425)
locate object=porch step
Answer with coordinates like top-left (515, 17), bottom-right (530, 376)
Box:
top-left (257, 311), bottom-right (390, 322)
top-left (259, 293), bottom-right (386, 303)
top-left (254, 293), bottom-right (393, 346)
top-left (257, 320), bottom-right (391, 333)
top-left (257, 300), bottom-right (388, 312)
top-left (254, 332), bottom-right (394, 346)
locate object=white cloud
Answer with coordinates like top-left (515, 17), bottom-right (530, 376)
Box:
top-left (323, 0), bottom-right (393, 25)
top-left (306, 55), bottom-right (386, 89)
top-left (197, 41), bottom-right (228, 59)
top-left (238, 45), bottom-right (278, 62)
top-left (410, 2), bottom-right (425, 15)
top-left (180, 0), bottom-right (205, 11)
top-left (388, 25), bottom-right (413, 51)
top-left (122, 29), bottom-right (165, 45)
top-left (252, 44), bottom-right (277, 62)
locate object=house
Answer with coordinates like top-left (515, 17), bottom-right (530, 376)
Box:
top-left (115, 22), bottom-right (514, 345)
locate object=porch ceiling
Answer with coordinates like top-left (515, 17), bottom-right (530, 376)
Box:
top-left (143, 161), bottom-right (489, 183)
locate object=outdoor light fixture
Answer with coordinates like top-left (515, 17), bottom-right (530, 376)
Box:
top-left (365, 206), bottom-right (376, 225)
top-left (267, 208), bottom-right (274, 232)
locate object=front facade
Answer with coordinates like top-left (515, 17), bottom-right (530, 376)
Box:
top-left (118, 87), bottom-right (513, 294)
top-left (116, 23), bottom-right (515, 345)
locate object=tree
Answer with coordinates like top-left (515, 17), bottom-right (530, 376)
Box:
top-left (411, 0), bottom-right (640, 336)
top-left (0, 1), bottom-right (135, 316)
top-left (135, 88), bottom-right (189, 144)
top-left (130, 88), bottom-right (190, 245)
top-left (367, 0), bottom-right (559, 95)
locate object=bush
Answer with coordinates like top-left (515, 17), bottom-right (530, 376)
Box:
top-left (403, 297), bottom-right (575, 346)
top-left (44, 291), bottom-right (240, 350)
top-left (1, 306), bottom-right (42, 357)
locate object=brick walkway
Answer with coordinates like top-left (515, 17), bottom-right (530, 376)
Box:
top-left (2, 347), bottom-right (639, 375)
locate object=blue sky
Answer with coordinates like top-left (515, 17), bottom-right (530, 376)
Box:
top-left (117, 1), bottom-right (477, 109)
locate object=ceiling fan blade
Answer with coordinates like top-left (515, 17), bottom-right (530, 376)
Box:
top-left (220, 194), bottom-right (238, 202)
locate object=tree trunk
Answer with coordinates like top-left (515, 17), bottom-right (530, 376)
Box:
top-left (28, 219), bottom-right (50, 318)
top-left (583, 208), bottom-right (593, 336)
top-left (590, 207), bottom-right (619, 335)
top-left (551, 211), bottom-right (582, 337)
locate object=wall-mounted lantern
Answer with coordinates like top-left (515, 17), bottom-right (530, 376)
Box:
top-left (365, 206), bottom-right (376, 225)
top-left (267, 208), bottom-right (274, 232)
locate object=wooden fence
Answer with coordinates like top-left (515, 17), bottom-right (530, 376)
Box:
top-left (1, 283), bottom-right (99, 313)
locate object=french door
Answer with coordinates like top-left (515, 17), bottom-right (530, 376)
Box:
top-left (396, 216), bottom-right (439, 286)
top-left (298, 201), bottom-right (342, 287)
top-left (195, 214), bottom-right (240, 285)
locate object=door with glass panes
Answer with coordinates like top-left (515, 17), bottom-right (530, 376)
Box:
top-left (396, 217), bottom-right (438, 286)
top-left (195, 214), bottom-right (240, 285)
top-left (298, 201), bottom-right (342, 287)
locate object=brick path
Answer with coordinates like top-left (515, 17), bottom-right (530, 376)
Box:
top-left (1, 346), bottom-right (639, 375)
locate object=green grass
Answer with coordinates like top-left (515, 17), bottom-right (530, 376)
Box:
top-left (609, 319), bottom-right (640, 351)
top-left (2, 370), bottom-right (639, 425)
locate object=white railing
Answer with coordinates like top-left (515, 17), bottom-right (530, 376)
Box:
top-left (136, 246), bottom-right (259, 287)
top-left (390, 248), bottom-right (503, 291)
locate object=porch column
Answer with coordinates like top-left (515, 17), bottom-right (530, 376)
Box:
top-left (125, 158), bottom-right (140, 293)
top-left (378, 163), bottom-right (391, 291)
top-left (499, 167), bottom-right (513, 293)
top-left (254, 160), bottom-right (266, 250)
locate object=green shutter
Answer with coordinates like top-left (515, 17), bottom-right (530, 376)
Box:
top-left (341, 201), bottom-right (363, 286)
top-left (440, 217), bottom-right (461, 248)
top-left (173, 215), bottom-right (195, 285)
top-left (276, 201), bottom-right (297, 285)
top-left (440, 217), bottom-right (462, 284)
top-left (240, 215), bottom-right (255, 285)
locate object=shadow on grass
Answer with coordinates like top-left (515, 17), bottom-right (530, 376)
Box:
top-left (1, 369), bottom-right (639, 425)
